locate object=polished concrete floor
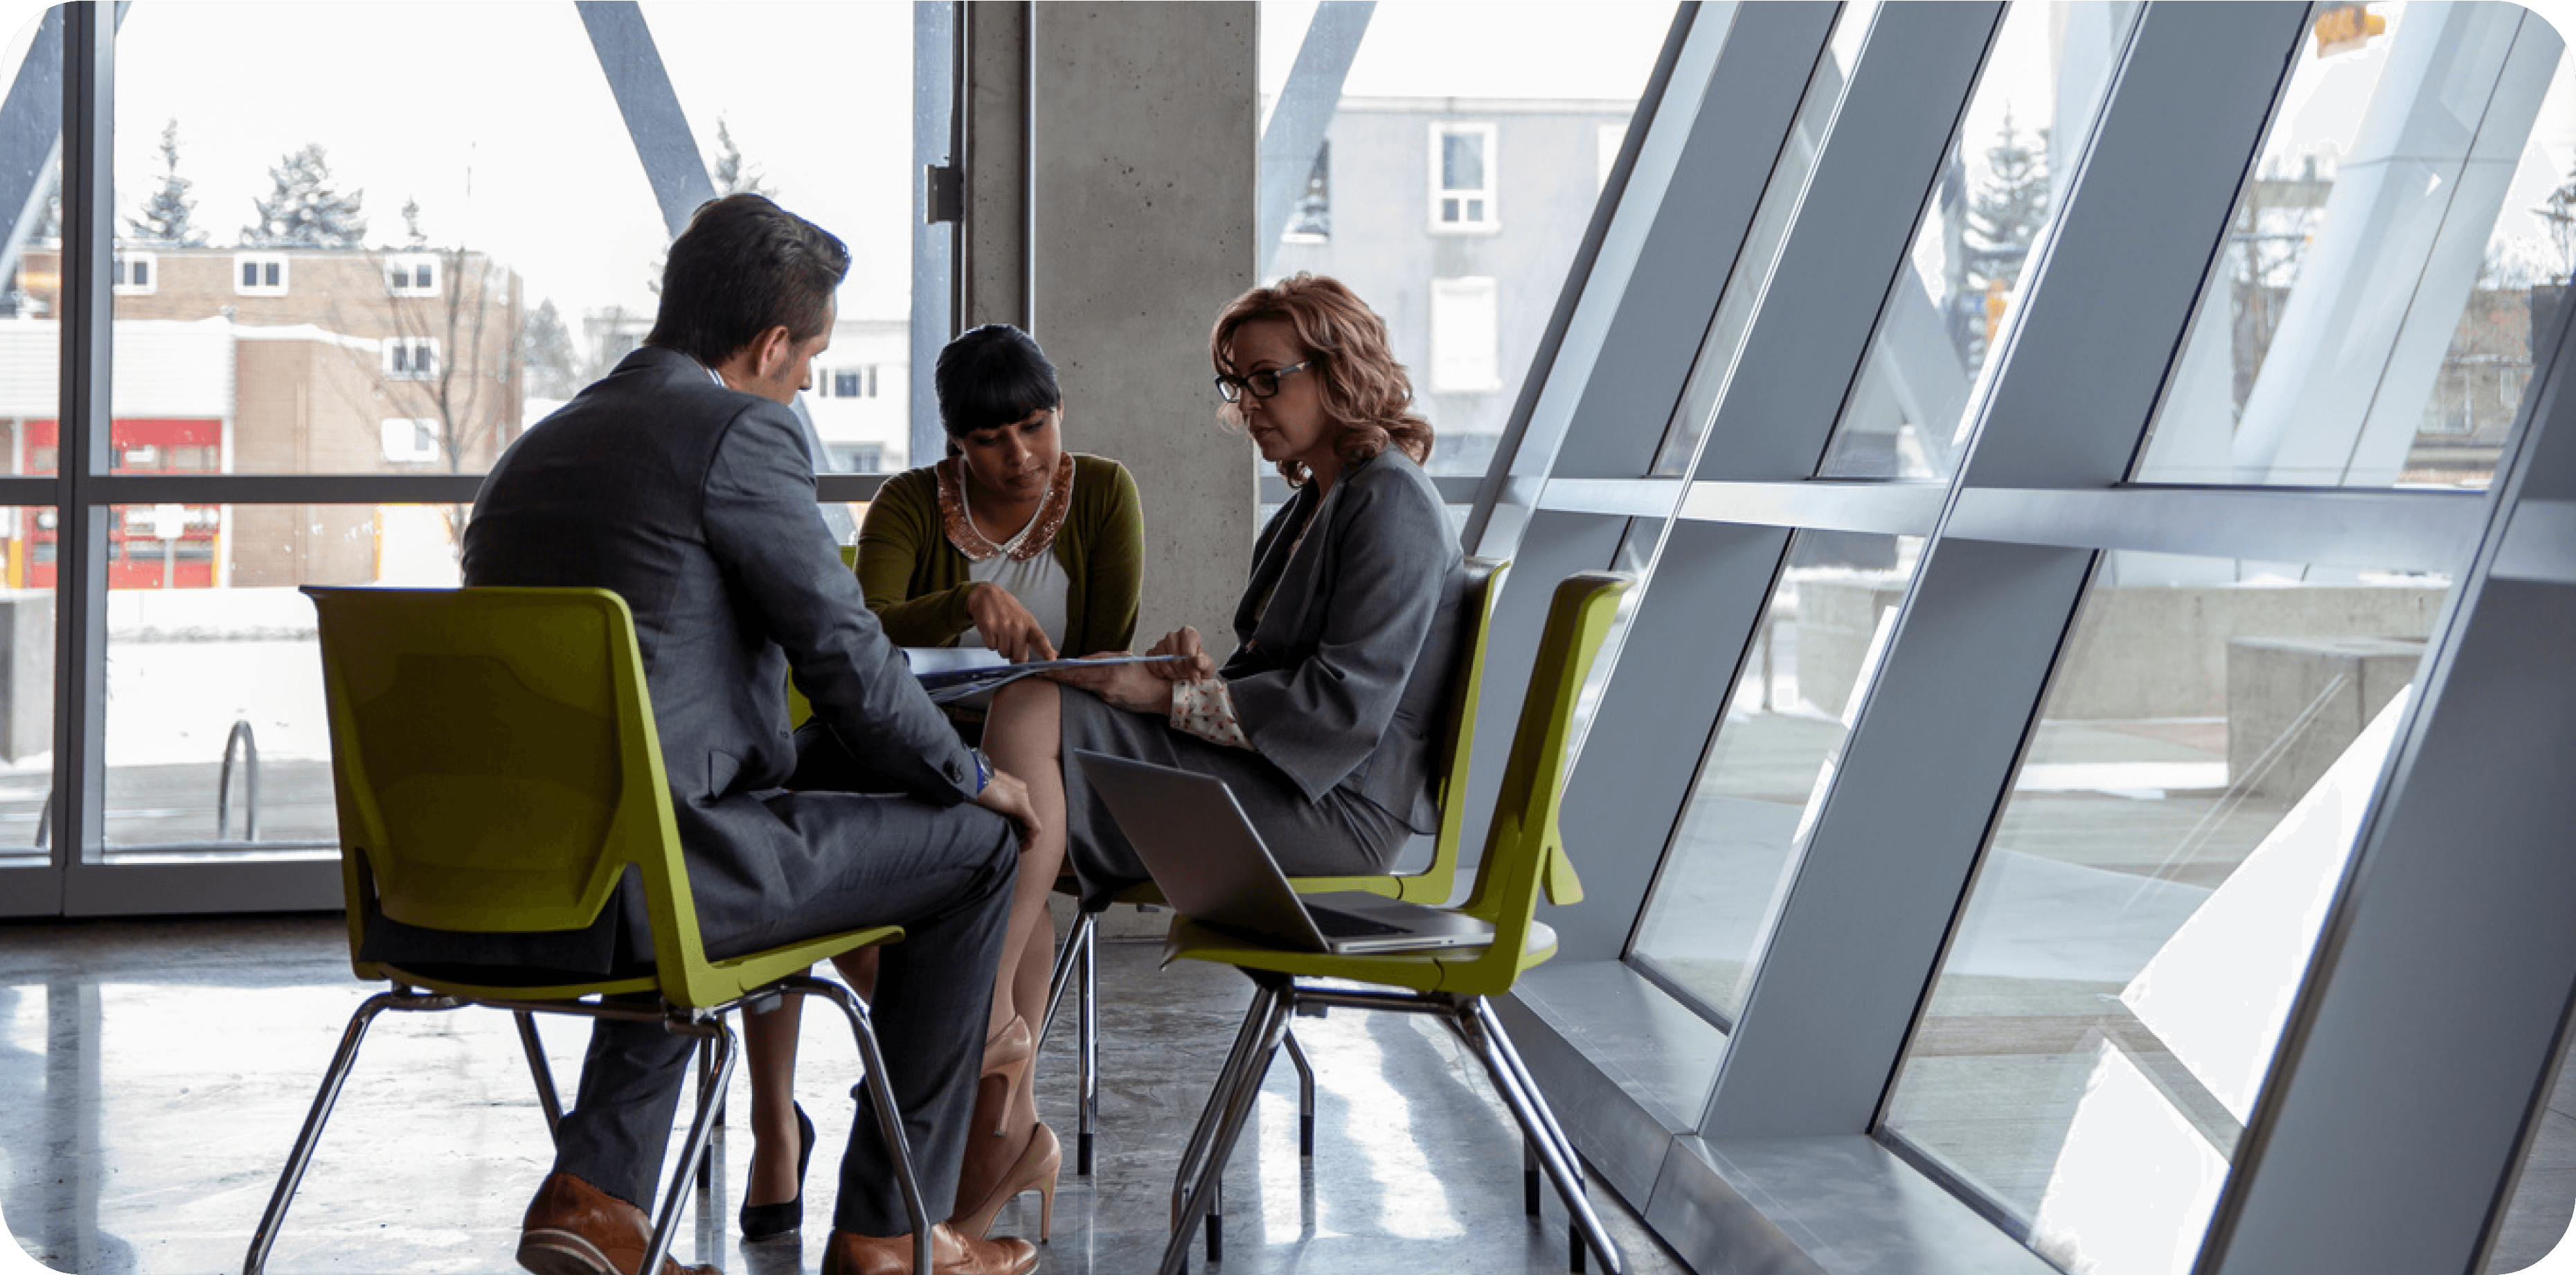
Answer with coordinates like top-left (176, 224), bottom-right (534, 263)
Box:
top-left (1, 916), bottom-right (1685, 1275)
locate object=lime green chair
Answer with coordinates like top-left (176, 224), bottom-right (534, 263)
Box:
top-left (245, 587), bottom-right (936, 1275)
top-left (1035, 558), bottom-right (1510, 1176)
top-left (1154, 571), bottom-right (1631, 1275)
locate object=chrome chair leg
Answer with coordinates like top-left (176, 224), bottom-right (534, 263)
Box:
top-left (1078, 914), bottom-right (1100, 1176)
top-left (1473, 999), bottom-right (1582, 1182)
top-left (1170, 983), bottom-right (1284, 1224)
top-left (1456, 1002), bottom-right (1621, 1275)
top-left (638, 1019), bottom-right (733, 1275)
top-left (244, 990), bottom-right (442, 1275)
top-left (1282, 1028), bottom-right (1316, 1158)
top-left (798, 976), bottom-right (938, 1275)
top-left (1161, 989), bottom-right (1291, 1275)
top-left (1037, 906), bottom-right (1093, 1056)
top-left (512, 1010), bottom-right (562, 1143)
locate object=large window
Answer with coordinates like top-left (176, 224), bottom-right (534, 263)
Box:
top-left (1879, 552), bottom-right (2450, 1269)
top-left (1812, 1), bottom-right (2137, 482)
top-left (2131, 2), bottom-right (2573, 490)
top-left (2, 1), bottom-right (948, 911)
top-left (1629, 532), bottom-right (1923, 1022)
top-left (1260, 3), bottom-right (1674, 483)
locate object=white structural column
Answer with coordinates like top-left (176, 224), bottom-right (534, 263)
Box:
top-left (2232, 3), bottom-right (2561, 486)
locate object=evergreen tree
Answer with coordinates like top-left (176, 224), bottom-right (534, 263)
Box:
top-left (401, 197), bottom-right (427, 249)
top-left (517, 298), bottom-right (581, 399)
top-left (129, 118), bottom-right (204, 246)
top-left (712, 118), bottom-right (769, 197)
top-left (1963, 108), bottom-right (2048, 294)
top-left (242, 143), bottom-right (366, 248)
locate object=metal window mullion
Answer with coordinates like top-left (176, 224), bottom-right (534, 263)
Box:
top-left (52, 1), bottom-right (111, 887)
top-left (1941, 485), bottom-right (2485, 576)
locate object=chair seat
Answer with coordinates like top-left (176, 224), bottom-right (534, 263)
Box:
top-left (377, 923), bottom-right (906, 1008)
top-left (1162, 916), bottom-right (1557, 996)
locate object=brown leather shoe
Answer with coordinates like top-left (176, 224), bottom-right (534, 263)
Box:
top-left (517, 1172), bottom-right (718, 1275)
top-left (821, 1222), bottom-right (1038, 1275)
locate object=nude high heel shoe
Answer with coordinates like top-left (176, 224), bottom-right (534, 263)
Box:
top-left (951, 1122), bottom-right (1060, 1242)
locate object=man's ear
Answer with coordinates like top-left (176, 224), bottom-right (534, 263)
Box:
top-left (751, 324), bottom-right (796, 377)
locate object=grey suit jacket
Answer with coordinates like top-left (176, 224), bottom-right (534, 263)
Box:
top-left (1224, 448), bottom-right (1465, 832)
top-left (366, 346), bottom-right (980, 974)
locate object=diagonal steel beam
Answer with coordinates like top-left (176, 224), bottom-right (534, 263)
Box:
top-left (1258, 1), bottom-right (1370, 276)
top-left (575, 0), bottom-right (716, 238)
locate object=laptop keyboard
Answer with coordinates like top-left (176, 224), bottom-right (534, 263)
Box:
top-left (1311, 908), bottom-right (1408, 939)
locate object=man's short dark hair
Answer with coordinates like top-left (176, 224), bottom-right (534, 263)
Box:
top-left (645, 194), bottom-right (849, 368)
top-left (935, 325), bottom-right (1062, 436)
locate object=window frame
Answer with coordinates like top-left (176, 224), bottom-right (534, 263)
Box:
top-left (1428, 121), bottom-right (1501, 235)
top-left (233, 251), bottom-right (289, 296)
top-left (110, 249), bottom-right (154, 294)
top-left (385, 253), bottom-right (441, 297)
top-left (383, 337), bottom-right (440, 380)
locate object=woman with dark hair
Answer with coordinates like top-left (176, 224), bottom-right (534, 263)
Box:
top-left (735, 323), bottom-right (1140, 1245)
top-left (977, 270), bottom-right (1466, 1199)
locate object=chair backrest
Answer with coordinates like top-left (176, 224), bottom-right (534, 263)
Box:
top-left (305, 586), bottom-right (715, 1001)
top-left (1443, 570), bottom-right (1631, 996)
top-left (1408, 556), bottom-right (1510, 902)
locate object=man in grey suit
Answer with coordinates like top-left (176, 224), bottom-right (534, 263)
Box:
top-left (451, 195), bottom-right (1039, 1275)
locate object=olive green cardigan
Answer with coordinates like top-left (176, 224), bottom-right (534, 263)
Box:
top-left (855, 452), bottom-right (1144, 657)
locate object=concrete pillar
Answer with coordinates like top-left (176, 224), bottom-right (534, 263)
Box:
top-left (1016, 1), bottom-right (1258, 648)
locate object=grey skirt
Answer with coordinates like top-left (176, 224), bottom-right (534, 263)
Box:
top-left (1057, 686), bottom-right (1413, 911)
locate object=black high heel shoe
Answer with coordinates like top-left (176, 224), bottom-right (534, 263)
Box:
top-left (739, 1102), bottom-right (815, 1241)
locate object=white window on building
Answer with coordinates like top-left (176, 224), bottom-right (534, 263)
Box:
top-left (1429, 123), bottom-right (1499, 233)
top-left (1429, 276), bottom-right (1502, 393)
top-left (381, 418), bottom-right (439, 463)
top-left (235, 252), bottom-right (289, 296)
top-left (1598, 123), bottom-right (1627, 193)
top-left (385, 338), bottom-right (440, 380)
top-left (829, 367), bottom-right (879, 399)
top-left (386, 254), bottom-right (440, 296)
top-left (111, 251), bottom-right (156, 294)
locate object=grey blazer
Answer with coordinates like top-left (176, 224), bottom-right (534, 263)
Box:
top-left (1224, 448), bottom-right (1465, 832)
top-left (366, 346), bottom-right (981, 974)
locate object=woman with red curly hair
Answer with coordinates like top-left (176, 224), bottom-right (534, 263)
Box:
top-left (970, 271), bottom-right (1468, 1182)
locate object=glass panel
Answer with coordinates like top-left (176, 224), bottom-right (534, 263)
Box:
top-left (1629, 531), bottom-right (1923, 1022)
top-left (2485, 1038), bottom-right (2576, 1272)
top-left (110, 2), bottom-right (921, 483)
top-left (2134, 3), bottom-right (2574, 489)
top-left (645, 0), bottom-right (920, 502)
top-left (1259, 2), bottom-right (1674, 476)
top-left (1879, 551), bottom-right (2451, 1270)
top-left (1649, 1), bottom-right (1879, 476)
top-left (96, 503), bottom-right (461, 856)
top-left (0, 506), bottom-right (53, 871)
top-left (1814, 1), bottom-right (2138, 481)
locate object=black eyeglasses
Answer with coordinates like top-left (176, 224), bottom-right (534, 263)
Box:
top-left (1213, 360), bottom-right (1313, 403)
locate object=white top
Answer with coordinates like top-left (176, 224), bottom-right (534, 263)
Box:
top-left (963, 548), bottom-right (1071, 654)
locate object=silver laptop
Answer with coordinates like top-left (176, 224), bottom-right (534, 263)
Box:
top-left (1075, 749), bottom-right (1496, 955)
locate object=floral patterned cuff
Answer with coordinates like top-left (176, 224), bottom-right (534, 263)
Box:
top-left (1170, 675), bottom-right (1253, 751)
